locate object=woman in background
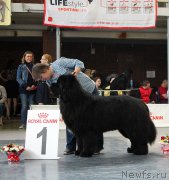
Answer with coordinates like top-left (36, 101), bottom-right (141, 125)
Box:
top-left (94, 77), bottom-right (102, 96)
top-left (138, 80), bottom-right (154, 104)
top-left (17, 51), bottom-right (37, 129)
top-left (36, 54), bottom-right (53, 105)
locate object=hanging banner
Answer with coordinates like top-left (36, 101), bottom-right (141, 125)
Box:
top-left (44, 0), bottom-right (157, 29)
top-left (0, 0), bottom-right (11, 26)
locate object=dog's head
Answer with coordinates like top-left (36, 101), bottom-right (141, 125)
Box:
top-left (51, 75), bottom-right (82, 101)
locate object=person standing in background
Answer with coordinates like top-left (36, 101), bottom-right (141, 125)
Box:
top-left (0, 84), bottom-right (7, 126)
top-left (94, 77), bottom-right (102, 96)
top-left (0, 60), bottom-right (19, 118)
top-left (35, 54), bottom-right (53, 105)
top-left (16, 51), bottom-right (37, 129)
top-left (158, 79), bottom-right (168, 104)
top-left (138, 80), bottom-right (154, 104)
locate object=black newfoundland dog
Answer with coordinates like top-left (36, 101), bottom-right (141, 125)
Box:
top-left (51, 75), bottom-right (156, 157)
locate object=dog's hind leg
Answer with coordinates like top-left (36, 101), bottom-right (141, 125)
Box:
top-left (118, 129), bottom-right (136, 153)
top-left (129, 136), bottom-right (148, 155)
top-left (119, 129), bottom-right (148, 155)
top-left (133, 143), bottom-right (148, 155)
top-left (127, 141), bottom-right (137, 153)
top-left (80, 132), bottom-right (96, 157)
top-left (119, 129), bottom-right (129, 138)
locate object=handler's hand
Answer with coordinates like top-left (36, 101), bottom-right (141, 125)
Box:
top-left (72, 67), bottom-right (81, 76)
top-left (26, 86), bottom-right (31, 91)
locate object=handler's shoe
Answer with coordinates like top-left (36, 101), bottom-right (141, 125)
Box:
top-left (19, 124), bottom-right (25, 129)
top-left (63, 149), bottom-right (75, 155)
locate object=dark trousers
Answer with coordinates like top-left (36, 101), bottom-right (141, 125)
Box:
top-left (66, 128), bottom-right (104, 151)
top-left (66, 87), bottom-right (104, 151)
top-left (0, 103), bottom-right (4, 117)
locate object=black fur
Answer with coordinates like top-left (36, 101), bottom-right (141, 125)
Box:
top-left (110, 68), bottom-right (133, 90)
top-left (88, 0), bottom-right (93, 4)
top-left (51, 75), bottom-right (156, 157)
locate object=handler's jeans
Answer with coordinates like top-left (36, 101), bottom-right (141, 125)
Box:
top-left (66, 128), bottom-right (104, 152)
top-left (66, 87), bottom-right (104, 152)
top-left (66, 128), bottom-right (76, 151)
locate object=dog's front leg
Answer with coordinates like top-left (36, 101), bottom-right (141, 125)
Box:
top-left (75, 136), bottom-right (83, 156)
top-left (80, 132), bottom-right (96, 157)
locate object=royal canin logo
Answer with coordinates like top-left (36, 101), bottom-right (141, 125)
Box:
top-left (38, 113), bottom-right (49, 119)
top-left (150, 112), bottom-right (163, 120)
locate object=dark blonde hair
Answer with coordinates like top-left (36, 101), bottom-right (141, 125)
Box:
top-left (21, 51), bottom-right (34, 64)
top-left (32, 63), bottom-right (50, 80)
top-left (42, 54), bottom-right (53, 64)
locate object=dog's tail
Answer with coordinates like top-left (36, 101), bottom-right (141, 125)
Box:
top-left (147, 118), bottom-right (157, 144)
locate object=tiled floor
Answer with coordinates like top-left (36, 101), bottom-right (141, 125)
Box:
top-left (0, 119), bottom-right (169, 180)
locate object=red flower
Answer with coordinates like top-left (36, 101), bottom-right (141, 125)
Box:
top-left (161, 136), bottom-right (165, 140)
top-left (7, 144), bottom-right (12, 148)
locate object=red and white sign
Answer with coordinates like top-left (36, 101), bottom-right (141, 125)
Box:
top-left (44, 0), bottom-right (157, 29)
top-left (147, 104), bottom-right (169, 127)
top-left (29, 105), bottom-right (66, 129)
top-left (25, 110), bottom-right (60, 159)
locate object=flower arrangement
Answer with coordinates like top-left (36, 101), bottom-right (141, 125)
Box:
top-left (161, 135), bottom-right (169, 144)
top-left (0, 144), bottom-right (24, 162)
top-left (160, 135), bottom-right (169, 155)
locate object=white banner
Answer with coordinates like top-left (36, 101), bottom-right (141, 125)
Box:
top-left (148, 104), bottom-right (169, 127)
top-left (44, 0), bottom-right (157, 29)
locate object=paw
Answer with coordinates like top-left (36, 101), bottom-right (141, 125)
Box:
top-left (75, 150), bottom-right (81, 156)
top-left (127, 147), bottom-right (134, 153)
top-left (133, 146), bottom-right (148, 155)
top-left (80, 152), bottom-right (92, 157)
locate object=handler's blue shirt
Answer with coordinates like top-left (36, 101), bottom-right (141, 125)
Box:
top-left (48, 57), bottom-right (95, 93)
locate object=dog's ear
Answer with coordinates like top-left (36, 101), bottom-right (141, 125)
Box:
top-left (56, 74), bottom-right (83, 101)
top-left (55, 75), bottom-right (74, 95)
top-left (58, 75), bottom-right (76, 88)
top-left (54, 75), bottom-right (76, 101)
top-left (59, 74), bottom-right (76, 83)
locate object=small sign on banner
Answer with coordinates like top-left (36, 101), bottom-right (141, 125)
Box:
top-left (25, 109), bottom-right (60, 159)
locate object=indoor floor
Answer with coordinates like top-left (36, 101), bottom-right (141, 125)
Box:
top-left (0, 119), bottom-right (168, 180)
